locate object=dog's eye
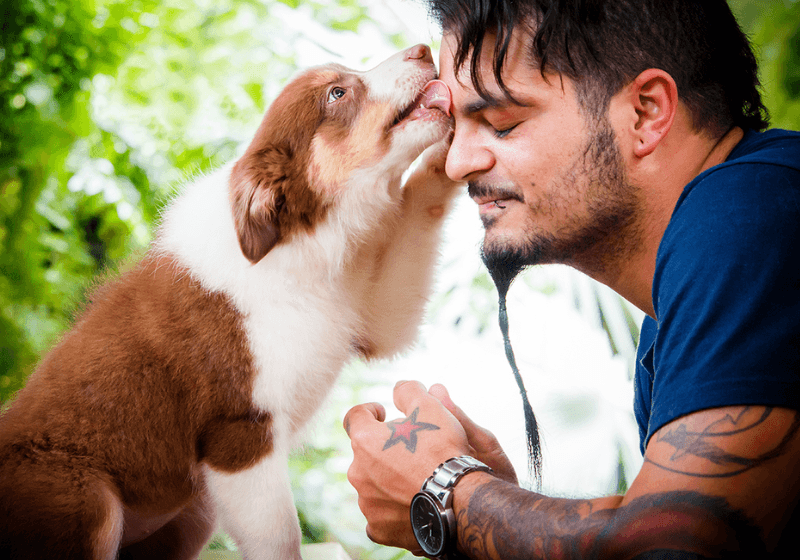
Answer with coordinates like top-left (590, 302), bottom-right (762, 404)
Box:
top-left (327, 87), bottom-right (347, 103)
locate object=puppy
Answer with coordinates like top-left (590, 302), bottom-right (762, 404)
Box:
top-left (0, 44), bottom-right (456, 560)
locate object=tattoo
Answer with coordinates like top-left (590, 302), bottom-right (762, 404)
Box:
top-left (630, 552), bottom-right (713, 559)
top-left (647, 407), bottom-right (800, 478)
top-left (382, 407), bottom-right (439, 452)
top-left (457, 481), bottom-right (766, 560)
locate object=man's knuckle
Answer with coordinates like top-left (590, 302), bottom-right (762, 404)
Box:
top-left (346, 464), bottom-right (359, 486)
top-left (349, 428), bottom-right (373, 450)
top-left (395, 379), bottom-right (425, 396)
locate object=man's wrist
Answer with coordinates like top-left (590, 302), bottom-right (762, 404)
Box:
top-left (452, 470), bottom-right (497, 521)
top-left (410, 456), bottom-right (494, 559)
top-left (450, 470), bottom-right (500, 559)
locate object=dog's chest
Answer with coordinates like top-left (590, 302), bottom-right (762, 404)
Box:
top-left (238, 279), bottom-right (360, 435)
top-left (159, 171), bottom-right (370, 436)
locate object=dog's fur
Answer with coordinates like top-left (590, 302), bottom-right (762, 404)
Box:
top-left (0, 44), bottom-right (457, 560)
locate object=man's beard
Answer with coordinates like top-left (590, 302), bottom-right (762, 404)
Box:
top-left (478, 116), bottom-right (639, 288)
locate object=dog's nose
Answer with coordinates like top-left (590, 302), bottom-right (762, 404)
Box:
top-left (404, 44), bottom-right (433, 64)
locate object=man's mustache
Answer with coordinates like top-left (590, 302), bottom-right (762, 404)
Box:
top-left (467, 181), bottom-right (524, 204)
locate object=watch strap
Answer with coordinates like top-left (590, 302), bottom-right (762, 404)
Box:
top-left (422, 455), bottom-right (493, 498)
top-left (420, 456), bottom-right (493, 559)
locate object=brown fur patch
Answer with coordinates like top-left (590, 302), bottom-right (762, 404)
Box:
top-left (0, 253), bottom-right (271, 552)
top-left (198, 408), bottom-right (273, 472)
top-left (229, 64), bottom-right (398, 261)
top-left (309, 103), bottom-right (390, 192)
top-left (229, 66), bottom-right (365, 262)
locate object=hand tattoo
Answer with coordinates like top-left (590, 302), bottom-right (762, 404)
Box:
top-left (382, 407), bottom-right (439, 453)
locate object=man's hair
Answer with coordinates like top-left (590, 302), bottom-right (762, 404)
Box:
top-left (425, 0), bottom-right (769, 135)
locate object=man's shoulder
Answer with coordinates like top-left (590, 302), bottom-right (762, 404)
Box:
top-left (674, 128), bottom-right (800, 220)
top-left (724, 128), bottom-right (800, 170)
top-left (655, 128), bottom-right (800, 311)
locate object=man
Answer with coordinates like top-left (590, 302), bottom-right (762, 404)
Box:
top-left (344, 0), bottom-right (800, 557)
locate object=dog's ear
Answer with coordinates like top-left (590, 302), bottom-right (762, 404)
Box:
top-left (229, 147), bottom-right (291, 264)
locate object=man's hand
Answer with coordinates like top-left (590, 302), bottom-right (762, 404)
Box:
top-left (344, 380), bottom-right (496, 551)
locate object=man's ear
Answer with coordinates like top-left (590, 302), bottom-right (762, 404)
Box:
top-left (630, 69), bottom-right (678, 158)
top-left (229, 147), bottom-right (291, 264)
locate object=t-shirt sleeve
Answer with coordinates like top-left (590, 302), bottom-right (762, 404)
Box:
top-left (647, 161), bottom-right (800, 445)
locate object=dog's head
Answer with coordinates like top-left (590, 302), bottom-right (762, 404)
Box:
top-left (230, 44), bottom-right (452, 264)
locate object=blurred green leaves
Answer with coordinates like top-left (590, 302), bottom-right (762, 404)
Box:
top-left (729, 0), bottom-right (800, 129)
top-left (1, 0), bottom-right (158, 401)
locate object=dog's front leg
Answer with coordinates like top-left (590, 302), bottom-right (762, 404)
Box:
top-left (358, 139), bottom-right (463, 357)
top-left (205, 453), bottom-right (302, 560)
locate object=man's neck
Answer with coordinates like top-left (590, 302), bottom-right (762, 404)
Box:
top-left (700, 126), bottom-right (746, 173)
top-left (581, 126), bottom-right (745, 318)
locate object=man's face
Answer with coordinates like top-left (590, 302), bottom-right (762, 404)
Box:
top-left (438, 32), bottom-right (640, 275)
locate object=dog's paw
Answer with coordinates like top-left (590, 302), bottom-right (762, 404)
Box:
top-left (418, 134), bottom-right (453, 176)
top-left (403, 135), bottom-right (463, 214)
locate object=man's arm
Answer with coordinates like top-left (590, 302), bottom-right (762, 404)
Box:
top-left (453, 406), bottom-right (800, 559)
top-left (345, 382), bottom-right (800, 558)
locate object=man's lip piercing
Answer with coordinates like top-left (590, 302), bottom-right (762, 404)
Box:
top-left (494, 200), bottom-right (506, 209)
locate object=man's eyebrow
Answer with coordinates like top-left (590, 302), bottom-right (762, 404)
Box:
top-left (464, 93), bottom-right (531, 115)
top-left (464, 96), bottom-right (504, 115)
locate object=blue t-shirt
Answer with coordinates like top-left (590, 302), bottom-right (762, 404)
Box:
top-left (634, 129), bottom-right (800, 455)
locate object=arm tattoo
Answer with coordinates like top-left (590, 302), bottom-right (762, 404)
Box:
top-left (630, 552), bottom-right (713, 560)
top-left (646, 407), bottom-right (800, 477)
top-left (382, 407), bottom-right (439, 452)
top-left (456, 407), bottom-right (800, 559)
top-left (457, 481), bottom-right (766, 560)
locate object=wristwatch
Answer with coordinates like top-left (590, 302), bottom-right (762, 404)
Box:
top-left (409, 456), bottom-right (493, 559)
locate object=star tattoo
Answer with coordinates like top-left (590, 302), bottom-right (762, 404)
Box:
top-left (383, 407), bottom-right (440, 452)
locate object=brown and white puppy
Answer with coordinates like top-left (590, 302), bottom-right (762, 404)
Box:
top-left (0, 44), bottom-right (455, 560)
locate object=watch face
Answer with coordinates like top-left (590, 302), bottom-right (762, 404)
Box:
top-left (411, 493), bottom-right (446, 556)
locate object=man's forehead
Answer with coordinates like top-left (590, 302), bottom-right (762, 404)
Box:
top-left (438, 33), bottom-right (541, 110)
top-left (437, 33), bottom-right (474, 83)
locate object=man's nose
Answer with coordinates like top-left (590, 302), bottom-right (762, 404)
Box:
top-left (445, 126), bottom-right (495, 182)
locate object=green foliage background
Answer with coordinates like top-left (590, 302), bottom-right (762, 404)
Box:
top-left (1, 0), bottom-right (799, 556)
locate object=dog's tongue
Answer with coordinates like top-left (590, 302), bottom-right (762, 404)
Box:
top-left (420, 80), bottom-right (451, 116)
